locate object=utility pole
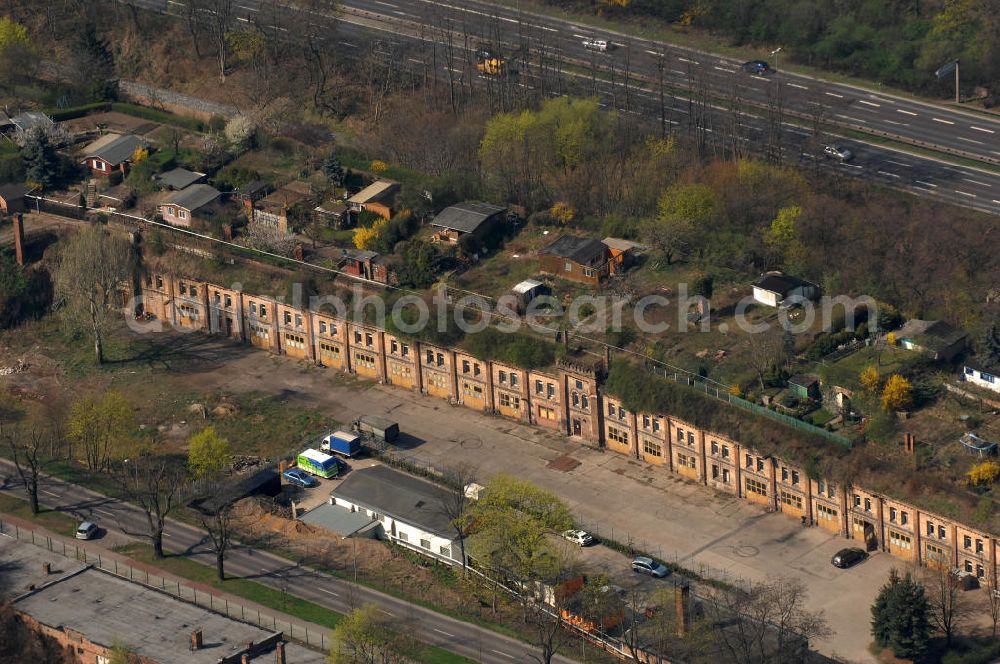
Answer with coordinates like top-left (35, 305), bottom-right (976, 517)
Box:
top-left (955, 61), bottom-right (960, 103)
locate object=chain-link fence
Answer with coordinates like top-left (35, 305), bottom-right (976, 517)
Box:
top-left (0, 519), bottom-right (331, 651)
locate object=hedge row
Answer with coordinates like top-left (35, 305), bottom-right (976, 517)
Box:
top-left (48, 102), bottom-right (205, 132)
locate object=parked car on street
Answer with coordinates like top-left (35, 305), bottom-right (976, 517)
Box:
top-left (831, 547), bottom-right (868, 568)
top-left (823, 144), bottom-right (855, 161)
top-left (75, 521), bottom-right (98, 540)
top-left (741, 60), bottom-right (770, 74)
top-left (562, 529), bottom-right (594, 546)
top-left (283, 468), bottom-right (319, 488)
top-left (631, 556), bottom-right (670, 578)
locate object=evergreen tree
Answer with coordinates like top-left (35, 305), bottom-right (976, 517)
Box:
top-left (22, 128), bottom-right (57, 190)
top-left (74, 23), bottom-right (118, 101)
top-left (981, 320), bottom-right (1000, 367)
top-left (871, 569), bottom-right (931, 660)
top-left (322, 153), bottom-right (345, 187)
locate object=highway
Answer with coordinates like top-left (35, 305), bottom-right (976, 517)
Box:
top-left (0, 460), bottom-right (576, 664)
top-left (122, 0), bottom-right (1000, 215)
top-left (339, 0), bottom-right (1000, 165)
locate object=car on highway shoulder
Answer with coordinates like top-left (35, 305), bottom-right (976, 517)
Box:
top-left (562, 529), bottom-right (594, 546)
top-left (582, 39), bottom-right (609, 52)
top-left (823, 144), bottom-right (854, 161)
top-left (75, 521), bottom-right (99, 540)
top-left (831, 547), bottom-right (868, 569)
top-left (631, 556), bottom-right (670, 578)
top-left (283, 468), bottom-right (319, 488)
top-left (741, 60), bottom-right (770, 75)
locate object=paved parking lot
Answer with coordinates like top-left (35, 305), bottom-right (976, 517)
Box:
top-left (191, 347), bottom-right (895, 663)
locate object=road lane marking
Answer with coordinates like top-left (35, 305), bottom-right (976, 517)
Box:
top-left (858, 100), bottom-right (880, 107)
top-left (318, 587), bottom-right (340, 597)
top-left (433, 628), bottom-right (456, 637)
top-left (339, 41), bottom-right (358, 48)
top-left (572, 34), bottom-right (587, 39)
top-left (958, 136), bottom-right (985, 145)
top-left (40, 489), bottom-right (60, 497)
top-left (884, 119), bottom-right (905, 126)
top-left (887, 160), bottom-right (911, 168)
top-left (713, 66), bottom-right (729, 72)
top-left (971, 126), bottom-right (996, 134)
top-left (932, 117), bottom-right (954, 125)
top-left (677, 57), bottom-right (700, 65)
top-left (788, 83), bottom-right (807, 89)
top-left (373, 0), bottom-right (399, 7)
top-left (407, 58), bottom-right (424, 64)
top-left (964, 178), bottom-right (991, 187)
top-left (825, 92), bottom-right (844, 98)
top-left (380, 609), bottom-right (395, 617)
top-left (897, 109), bottom-right (917, 116)
top-left (915, 180), bottom-right (937, 187)
top-left (491, 650), bottom-right (515, 659)
top-left (670, 69), bottom-right (686, 75)
top-left (645, 49), bottom-right (660, 55)
top-left (836, 114), bottom-right (866, 123)
top-left (878, 171), bottom-right (900, 179)
top-left (955, 190), bottom-right (977, 197)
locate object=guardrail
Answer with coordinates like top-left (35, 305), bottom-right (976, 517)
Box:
top-left (0, 519), bottom-right (331, 652)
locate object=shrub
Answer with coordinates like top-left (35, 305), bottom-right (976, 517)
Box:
top-left (968, 461), bottom-right (1000, 487)
top-left (880, 374), bottom-right (913, 412)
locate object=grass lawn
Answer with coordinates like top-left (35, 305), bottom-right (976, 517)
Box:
top-left (817, 346), bottom-right (916, 391)
top-left (0, 493), bottom-right (80, 538)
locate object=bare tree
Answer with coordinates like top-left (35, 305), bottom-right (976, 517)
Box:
top-left (200, 498), bottom-right (235, 581)
top-left (983, 572), bottom-right (1000, 638)
top-left (118, 455), bottom-right (186, 559)
top-left (700, 577), bottom-right (829, 664)
top-left (924, 565), bottom-right (970, 648)
top-left (52, 226), bottom-right (138, 365)
top-left (437, 463), bottom-right (477, 573)
top-left (1, 423), bottom-right (53, 515)
top-left (745, 332), bottom-right (783, 393)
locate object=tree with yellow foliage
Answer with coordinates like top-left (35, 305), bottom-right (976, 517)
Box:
top-left (860, 366), bottom-right (880, 393)
top-left (550, 201), bottom-right (574, 224)
top-left (369, 160), bottom-right (388, 174)
top-left (881, 374), bottom-right (913, 412)
top-left (353, 218), bottom-right (386, 251)
top-left (886, 331), bottom-right (897, 346)
top-left (132, 146), bottom-right (149, 164)
top-left (968, 461), bottom-right (1000, 486)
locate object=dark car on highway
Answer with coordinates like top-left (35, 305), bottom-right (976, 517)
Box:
top-left (741, 60), bottom-right (770, 75)
top-left (831, 547), bottom-right (868, 568)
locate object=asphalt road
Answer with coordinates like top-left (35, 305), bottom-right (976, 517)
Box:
top-left (0, 460), bottom-right (575, 664)
top-left (119, 0), bottom-right (1000, 216)
top-left (338, 0), bottom-right (1000, 164)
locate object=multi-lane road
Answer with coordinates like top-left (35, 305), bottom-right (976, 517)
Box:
top-left (0, 460), bottom-right (573, 664)
top-left (124, 0), bottom-right (1000, 214)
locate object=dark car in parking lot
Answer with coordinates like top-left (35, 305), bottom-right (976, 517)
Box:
top-left (283, 468), bottom-right (319, 488)
top-left (632, 556), bottom-right (671, 578)
top-left (831, 547), bottom-right (868, 568)
top-left (741, 60), bottom-right (770, 75)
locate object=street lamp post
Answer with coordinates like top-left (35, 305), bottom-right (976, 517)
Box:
top-left (771, 47), bottom-right (782, 71)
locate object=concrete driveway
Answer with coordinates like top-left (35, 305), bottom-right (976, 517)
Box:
top-left (180, 340), bottom-right (896, 663)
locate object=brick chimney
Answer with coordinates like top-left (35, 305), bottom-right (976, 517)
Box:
top-left (42, 562), bottom-right (51, 575)
top-left (241, 655), bottom-right (250, 664)
top-left (190, 629), bottom-right (203, 651)
top-left (903, 432), bottom-right (916, 454)
top-left (674, 584), bottom-right (690, 637)
top-left (275, 641), bottom-right (287, 664)
top-left (13, 213), bottom-right (25, 265)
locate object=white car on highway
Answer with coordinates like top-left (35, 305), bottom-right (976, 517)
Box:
top-left (823, 144), bottom-right (854, 161)
top-left (582, 39), bottom-right (609, 52)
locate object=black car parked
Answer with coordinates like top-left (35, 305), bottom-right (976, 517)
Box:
top-left (831, 547), bottom-right (868, 568)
